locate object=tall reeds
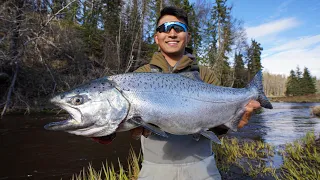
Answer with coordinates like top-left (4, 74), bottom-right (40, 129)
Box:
top-left (71, 148), bottom-right (141, 180)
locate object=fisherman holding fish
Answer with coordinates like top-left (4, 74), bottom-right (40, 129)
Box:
top-left (131, 6), bottom-right (261, 180)
top-left (45, 6), bottom-right (267, 180)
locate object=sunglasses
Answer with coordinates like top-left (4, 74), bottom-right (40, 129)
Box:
top-left (156, 21), bottom-right (188, 33)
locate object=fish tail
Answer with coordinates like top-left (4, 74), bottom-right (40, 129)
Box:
top-left (247, 71), bottom-right (273, 109)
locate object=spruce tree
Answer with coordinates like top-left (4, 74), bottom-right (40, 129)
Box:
top-left (247, 39), bottom-right (263, 81)
top-left (285, 70), bottom-right (299, 96)
top-left (301, 67), bottom-right (316, 95)
top-left (285, 67), bottom-right (316, 96)
top-left (295, 66), bottom-right (303, 95)
top-left (233, 52), bottom-right (246, 88)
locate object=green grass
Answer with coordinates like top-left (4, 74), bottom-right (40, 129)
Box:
top-left (212, 137), bottom-right (276, 178)
top-left (72, 132), bottom-right (320, 180)
top-left (71, 148), bottom-right (141, 180)
top-left (277, 131), bottom-right (320, 180)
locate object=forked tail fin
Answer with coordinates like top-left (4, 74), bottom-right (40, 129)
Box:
top-left (246, 71), bottom-right (273, 109)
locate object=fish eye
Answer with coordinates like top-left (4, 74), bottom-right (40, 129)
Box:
top-left (71, 96), bottom-right (84, 105)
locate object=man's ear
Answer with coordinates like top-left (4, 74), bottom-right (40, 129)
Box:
top-left (154, 34), bottom-right (159, 44)
top-left (187, 32), bottom-right (191, 44)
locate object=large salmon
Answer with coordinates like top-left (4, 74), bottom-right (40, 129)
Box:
top-left (45, 71), bottom-right (272, 144)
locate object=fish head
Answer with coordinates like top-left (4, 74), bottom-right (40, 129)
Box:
top-left (44, 77), bottom-right (129, 137)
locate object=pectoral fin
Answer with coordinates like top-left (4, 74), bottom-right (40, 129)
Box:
top-left (129, 118), bottom-right (168, 138)
top-left (200, 130), bottom-right (221, 144)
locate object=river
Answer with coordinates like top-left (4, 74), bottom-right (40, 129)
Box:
top-left (1, 102), bottom-right (320, 179)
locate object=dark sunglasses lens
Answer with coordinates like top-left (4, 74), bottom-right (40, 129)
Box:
top-left (156, 24), bottom-right (165, 32)
top-left (168, 24), bottom-right (185, 33)
top-left (157, 23), bottom-right (186, 33)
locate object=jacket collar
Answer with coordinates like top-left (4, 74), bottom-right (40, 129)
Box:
top-left (149, 52), bottom-right (196, 73)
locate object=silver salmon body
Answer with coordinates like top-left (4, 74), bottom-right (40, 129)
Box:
top-left (45, 71), bottom-right (272, 143)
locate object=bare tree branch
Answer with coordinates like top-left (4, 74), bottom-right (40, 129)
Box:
top-left (45, 0), bottom-right (77, 26)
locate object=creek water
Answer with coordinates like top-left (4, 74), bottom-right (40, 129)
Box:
top-left (1, 102), bottom-right (320, 179)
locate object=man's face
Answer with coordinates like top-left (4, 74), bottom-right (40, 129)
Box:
top-left (155, 15), bottom-right (191, 58)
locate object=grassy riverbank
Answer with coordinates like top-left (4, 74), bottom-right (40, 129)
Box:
top-left (269, 94), bottom-right (320, 103)
top-left (72, 132), bottom-right (320, 180)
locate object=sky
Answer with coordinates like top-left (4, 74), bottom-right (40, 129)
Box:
top-left (228, 0), bottom-right (320, 79)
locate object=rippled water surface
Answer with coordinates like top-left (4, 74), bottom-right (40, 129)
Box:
top-left (1, 102), bottom-right (320, 179)
top-left (229, 102), bottom-right (320, 146)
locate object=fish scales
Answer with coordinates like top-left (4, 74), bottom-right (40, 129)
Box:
top-left (110, 73), bottom-right (252, 103)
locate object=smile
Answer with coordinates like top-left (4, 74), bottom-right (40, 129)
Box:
top-left (166, 41), bottom-right (179, 45)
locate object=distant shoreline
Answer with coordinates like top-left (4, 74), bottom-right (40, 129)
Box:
top-left (268, 94), bottom-right (320, 103)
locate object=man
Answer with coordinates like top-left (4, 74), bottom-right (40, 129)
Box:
top-left (131, 6), bottom-right (260, 180)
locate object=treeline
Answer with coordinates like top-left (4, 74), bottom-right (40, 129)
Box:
top-left (262, 67), bottom-right (319, 97)
top-left (285, 67), bottom-right (317, 96)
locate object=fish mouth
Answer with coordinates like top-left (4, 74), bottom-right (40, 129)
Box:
top-left (44, 101), bottom-right (83, 131)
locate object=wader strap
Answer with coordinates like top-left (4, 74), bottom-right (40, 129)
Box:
top-left (150, 64), bottom-right (162, 73)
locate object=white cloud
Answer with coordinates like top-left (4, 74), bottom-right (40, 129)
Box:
top-left (268, 0), bottom-right (292, 19)
top-left (267, 34), bottom-right (320, 52)
top-left (246, 18), bottom-right (300, 39)
top-left (262, 44), bottom-right (320, 79)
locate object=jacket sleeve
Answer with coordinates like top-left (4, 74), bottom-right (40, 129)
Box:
top-left (134, 64), bottom-right (151, 73)
top-left (199, 66), bottom-right (220, 86)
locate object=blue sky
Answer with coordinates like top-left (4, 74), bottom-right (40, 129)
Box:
top-left (229, 0), bottom-right (320, 78)
top-left (193, 0), bottom-right (320, 78)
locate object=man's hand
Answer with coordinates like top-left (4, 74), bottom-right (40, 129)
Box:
top-left (238, 100), bottom-right (261, 128)
top-left (130, 127), bottom-right (151, 140)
